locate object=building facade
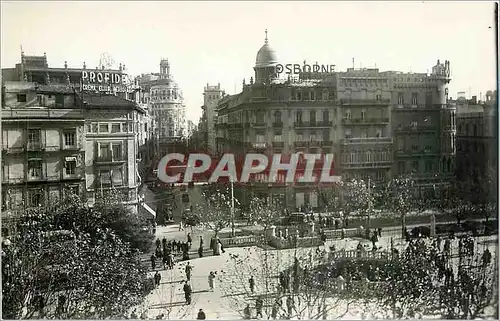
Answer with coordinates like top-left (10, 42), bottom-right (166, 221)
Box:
top-left (215, 32), bottom-right (456, 210)
top-left (455, 90), bottom-right (497, 199)
top-left (2, 82), bottom-right (86, 228)
top-left (2, 52), bottom-right (147, 221)
top-left (202, 83), bottom-right (224, 154)
top-left (136, 59), bottom-right (187, 148)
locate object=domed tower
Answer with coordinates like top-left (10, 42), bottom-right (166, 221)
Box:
top-left (159, 59), bottom-right (170, 79)
top-left (254, 29), bottom-right (279, 84)
top-left (432, 59), bottom-right (455, 174)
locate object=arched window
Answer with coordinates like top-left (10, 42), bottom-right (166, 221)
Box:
top-left (349, 151), bottom-right (355, 163)
top-left (365, 150), bottom-right (372, 162)
top-left (274, 111), bottom-right (282, 123)
top-left (356, 151), bottom-right (361, 163)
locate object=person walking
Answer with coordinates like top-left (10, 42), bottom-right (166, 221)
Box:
top-left (185, 262), bottom-right (193, 281)
top-left (255, 296), bottom-right (263, 318)
top-left (196, 309), bottom-right (206, 320)
top-left (243, 304), bottom-right (251, 319)
top-left (208, 271), bottom-right (216, 291)
top-left (154, 271), bottom-right (161, 287)
top-left (150, 253), bottom-right (156, 270)
top-left (183, 282), bottom-right (192, 305)
top-left (249, 275), bottom-right (255, 293)
top-left (187, 233), bottom-right (193, 249)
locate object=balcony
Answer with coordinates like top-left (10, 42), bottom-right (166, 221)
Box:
top-left (94, 155), bottom-right (127, 165)
top-left (309, 141), bottom-right (321, 147)
top-left (26, 142), bottom-right (45, 151)
top-left (61, 143), bottom-right (83, 151)
top-left (272, 122), bottom-right (283, 128)
top-left (341, 137), bottom-right (393, 145)
top-left (341, 161), bottom-right (393, 169)
top-left (294, 121), bottom-right (333, 128)
top-left (396, 149), bottom-right (439, 157)
top-left (340, 98), bottom-right (391, 106)
top-left (253, 122), bottom-right (267, 128)
top-left (294, 141), bottom-right (309, 148)
top-left (395, 125), bottom-right (437, 133)
top-left (321, 141), bottom-right (333, 147)
top-left (342, 118), bottom-right (390, 125)
top-left (251, 143), bottom-right (267, 149)
top-left (26, 174), bottom-right (60, 182)
top-left (272, 142), bottom-right (285, 148)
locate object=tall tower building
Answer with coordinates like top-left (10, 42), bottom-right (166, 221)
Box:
top-left (203, 83), bottom-right (223, 154)
top-left (254, 29), bottom-right (279, 84)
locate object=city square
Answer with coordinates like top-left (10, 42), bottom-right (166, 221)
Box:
top-left (1, 1), bottom-right (498, 320)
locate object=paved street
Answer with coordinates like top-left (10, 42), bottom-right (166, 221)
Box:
top-left (136, 222), bottom-right (498, 320)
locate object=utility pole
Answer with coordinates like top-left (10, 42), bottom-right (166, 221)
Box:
top-left (367, 177), bottom-right (372, 229)
top-left (231, 176), bottom-right (235, 237)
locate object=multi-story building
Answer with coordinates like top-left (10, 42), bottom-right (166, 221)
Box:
top-left (81, 92), bottom-right (146, 212)
top-left (1, 82), bottom-right (86, 231)
top-left (215, 32), bottom-right (456, 210)
top-left (136, 59), bottom-right (187, 148)
top-left (202, 83), bottom-right (223, 154)
top-left (455, 90), bottom-right (497, 192)
top-left (2, 52), bottom-right (147, 219)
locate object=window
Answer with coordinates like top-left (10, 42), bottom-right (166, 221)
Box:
top-left (296, 132), bottom-right (304, 142)
top-left (55, 95), bottom-right (64, 107)
top-left (425, 92), bottom-right (432, 106)
top-left (128, 123), bottom-right (134, 132)
top-left (112, 143), bottom-right (122, 160)
top-left (99, 169), bottom-right (112, 186)
top-left (397, 138), bottom-right (404, 151)
top-left (273, 132), bottom-right (282, 142)
top-left (412, 160), bottom-right (419, 172)
top-left (345, 109), bottom-right (351, 119)
top-left (28, 159), bottom-right (43, 178)
top-left (28, 189), bottom-right (43, 207)
top-left (99, 123), bottom-right (109, 133)
top-left (425, 160), bottom-right (433, 172)
top-left (27, 129), bottom-right (41, 148)
top-left (361, 131), bottom-right (367, 138)
top-left (310, 91), bottom-right (315, 101)
top-left (411, 93), bottom-right (418, 106)
top-left (411, 121), bottom-right (418, 128)
top-left (37, 95), bottom-right (44, 106)
top-left (424, 145), bottom-right (431, 152)
top-left (412, 144), bottom-right (419, 152)
top-left (111, 168), bottom-right (123, 186)
top-left (323, 111), bottom-right (329, 122)
top-left (376, 94), bottom-right (382, 101)
top-left (361, 109), bottom-right (366, 120)
top-left (87, 124), bottom-right (92, 133)
top-left (345, 128), bottom-right (352, 138)
top-left (65, 157), bottom-right (76, 175)
top-left (322, 89), bottom-right (329, 100)
top-left (274, 111), bottom-right (282, 123)
top-left (398, 161), bottom-right (405, 174)
top-left (365, 150), bottom-right (372, 162)
top-left (99, 144), bottom-right (110, 159)
top-left (111, 123), bottom-right (121, 133)
top-left (17, 94), bottom-right (27, 102)
top-left (256, 134), bottom-right (266, 143)
top-left (92, 123), bottom-right (98, 133)
top-left (309, 133), bottom-right (316, 141)
top-left (296, 91), bottom-right (302, 100)
top-left (322, 129), bottom-right (330, 141)
top-left (296, 111), bottom-right (303, 123)
top-left (309, 111), bottom-right (316, 124)
top-left (398, 92), bottom-right (404, 105)
top-left (63, 130), bottom-right (76, 148)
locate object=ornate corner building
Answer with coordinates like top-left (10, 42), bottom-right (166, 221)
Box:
top-left (215, 31), bottom-right (456, 210)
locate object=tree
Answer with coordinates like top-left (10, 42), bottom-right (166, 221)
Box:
top-left (219, 246), bottom-right (364, 320)
top-left (2, 195), bottom-right (149, 319)
top-left (341, 178), bottom-right (375, 228)
top-left (385, 175), bottom-right (417, 237)
top-left (317, 184), bottom-right (342, 213)
top-left (248, 197), bottom-right (281, 237)
top-left (193, 186), bottom-right (233, 254)
top-left (373, 238), bottom-right (498, 319)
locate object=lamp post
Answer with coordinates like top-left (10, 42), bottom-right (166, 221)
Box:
top-left (231, 176), bottom-right (235, 237)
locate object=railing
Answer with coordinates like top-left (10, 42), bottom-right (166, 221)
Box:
top-left (341, 161), bottom-right (393, 168)
top-left (253, 122), bottom-right (267, 127)
top-left (340, 98), bottom-right (391, 105)
top-left (26, 174), bottom-right (60, 182)
top-left (341, 137), bottom-right (392, 144)
top-left (321, 140), bottom-right (333, 146)
top-left (2, 108), bottom-right (84, 120)
top-left (294, 121), bottom-right (332, 128)
top-left (272, 142), bottom-right (285, 148)
top-left (272, 122), bottom-right (283, 128)
top-left (395, 125), bottom-right (437, 132)
top-left (219, 235), bottom-right (264, 248)
top-left (329, 249), bottom-right (391, 260)
top-left (26, 142), bottom-right (44, 151)
top-left (342, 118), bottom-right (390, 125)
top-left (94, 155), bottom-right (126, 164)
top-left (294, 141), bottom-right (309, 148)
top-left (323, 227), bottom-right (361, 239)
top-left (251, 143), bottom-right (267, 149)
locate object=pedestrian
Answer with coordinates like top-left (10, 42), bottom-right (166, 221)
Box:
top-left (377, 227), bottom-right (382, 237)
top-left (179, 221), bottom-right (184, 231)
top-left (155, 238), bottom-right (161, 249)
top-left (286, 296), bottom-right (294, 317)
top-left (150, 253), bottom-right (156, 270)
top-left (168, 252), bottom-right (174, 269)
top-left (185, 262), bottom-right (193, 281)
top-left (210, 237), bottom-right (215, 253)
top-left (162, 251), bottom-right (168, 269)
top-left (255, 296), bottom-right (263, 318)
top-left (249, 275), bottom-right (255, 293)
top-left (198, 244), bottom-right (204, 258)
top-left (243, 304), bottom-right (251, 319)
top-left (154, 271), bottom-right (161, 287)
top-left (183, 282), bottom-right (192, 305)
top-left (218, 239), bottom-right (225, 254)
top-left (482, 248), bottom-right (492, 267)
top-left (187, 233), bottom-right (193, 248)
top-left (197, 309), bottom-right (206, 320)
top-left (208, 271), bottom-right (215, 291)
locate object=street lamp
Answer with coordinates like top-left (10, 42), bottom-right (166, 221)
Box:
top-left (230, 175), bottom-right (235, 237)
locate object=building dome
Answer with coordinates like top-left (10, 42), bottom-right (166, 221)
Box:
top-left (255, 30), bottom-right (278, 68)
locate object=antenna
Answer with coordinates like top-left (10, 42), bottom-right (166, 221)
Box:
top-left (352, 58), bottom-right (355, 69)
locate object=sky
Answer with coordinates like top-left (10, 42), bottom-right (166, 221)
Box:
top-left (1, 1), bottom-right (497, 123)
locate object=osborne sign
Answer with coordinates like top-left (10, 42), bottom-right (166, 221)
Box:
top-left (276, 63), bottom-right (336, 75)
top-left (81, 71), bottom-right (128, 93)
